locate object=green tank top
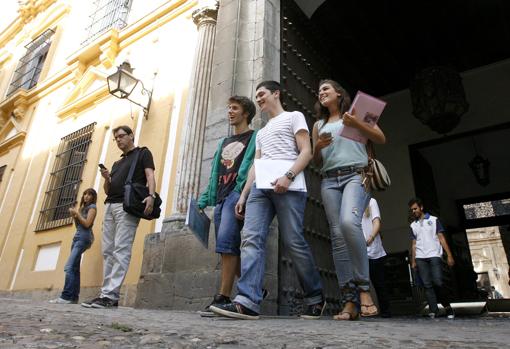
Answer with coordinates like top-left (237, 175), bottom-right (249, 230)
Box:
top-left (317, 119), bottom-right (368, 172)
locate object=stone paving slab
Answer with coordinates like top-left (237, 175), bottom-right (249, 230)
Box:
top-left (0, 298), bottom-right (507, 348)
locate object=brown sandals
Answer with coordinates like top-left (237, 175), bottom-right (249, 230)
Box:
top-left (334, 310), bottom-right (360, 321)
top-left (334, 301), bottom-right (360, 321)
top-left (360, 303), bottom-right (379, 317)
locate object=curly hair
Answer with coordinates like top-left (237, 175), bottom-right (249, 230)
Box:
top-left (228, 95), bottom-right (256, 124)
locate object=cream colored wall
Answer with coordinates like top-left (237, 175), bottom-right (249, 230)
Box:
top-left (0, 147), bottom-right (22, 256)
top-left (0, 0), bottom-right (199, 293)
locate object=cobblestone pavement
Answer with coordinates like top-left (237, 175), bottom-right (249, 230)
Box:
top-left (0, 298), bottom-right (508, 348)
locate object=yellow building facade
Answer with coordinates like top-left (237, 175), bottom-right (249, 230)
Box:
top-left (0, 0), bottom-right (207, 303)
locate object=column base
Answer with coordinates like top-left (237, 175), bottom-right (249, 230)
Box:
top-left (161, 213), bottom-right (186, 233)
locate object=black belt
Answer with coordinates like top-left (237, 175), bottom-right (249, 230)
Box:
top-left (323, 166), bottom-right (363, 178)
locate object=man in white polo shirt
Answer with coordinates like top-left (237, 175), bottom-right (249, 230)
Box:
top-left (409, 198), bottom-right (455, 319)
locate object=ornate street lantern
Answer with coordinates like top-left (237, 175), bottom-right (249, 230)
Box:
top-left (107, 62), bottom-right (153, 119)
top-left (410, 66), bottom-right (469, 134)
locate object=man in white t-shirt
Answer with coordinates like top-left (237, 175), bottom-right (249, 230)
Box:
top-left (210, 80), bottom-right (325, 320)
top-left (409, 197), bottom-right (455, 319)
top-left (362, 198), bottom-right (391, 317)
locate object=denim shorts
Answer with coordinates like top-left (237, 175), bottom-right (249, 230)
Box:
top-left (213, 190), bottom-right (243, 255)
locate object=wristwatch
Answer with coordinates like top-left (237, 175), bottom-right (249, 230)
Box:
top-left (284, 170), bottom-right (296, 182)
top-left (149, 193), bottom-right (157, 199)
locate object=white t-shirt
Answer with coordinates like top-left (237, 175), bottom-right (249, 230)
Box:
top-left (362, 198), bottom-right (387, 259)
top-left (256, 111), bottom-right (309, 160)
top-left (409, 213), bottom-right (444, 259)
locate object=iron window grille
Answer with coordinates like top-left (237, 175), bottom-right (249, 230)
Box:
top-left (35, 123), bottom-right (96, 232)
top-left (0, 165), bottom-right (6, 182)
top-left (82, 0), bottom-right (133, 46)
top-left (6, 29), bottom-right (55, 97)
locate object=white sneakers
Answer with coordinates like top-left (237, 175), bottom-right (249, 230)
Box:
top-left (49, 297), bottom-right (76, 304)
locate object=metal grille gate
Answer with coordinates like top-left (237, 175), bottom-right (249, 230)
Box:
top-left (278, 0), bottom-right (342, 316)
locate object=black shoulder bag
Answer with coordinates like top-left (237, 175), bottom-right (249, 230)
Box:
top-left (123, 147), bottom-right (162, 220)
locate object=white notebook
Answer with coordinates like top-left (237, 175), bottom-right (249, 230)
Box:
top-left (254, 159), bottom-right (307, 192)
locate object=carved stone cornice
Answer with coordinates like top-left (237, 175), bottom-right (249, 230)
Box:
top-left (0, 91), bottom-right (29, 125)
top-left (192, 2), bottom-right (218, 27)
top-left (18, 0), bottom-right (58, 24)
top-left (0, 131), bottom-right (27, 155)
top-left (99, 30), bottom-right (120, 69)
top-left (11, 107), bottom-right (26, 121)
top-left (0, 116), bottom-right (26, 155)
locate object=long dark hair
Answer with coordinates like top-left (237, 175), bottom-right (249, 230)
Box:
top-left (80, 188), bottom-right (97, 209)
top-left (315, 79), bottom-right (351, 121)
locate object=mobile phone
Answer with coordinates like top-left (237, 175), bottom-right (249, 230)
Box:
top-left (98, 164), bottom-right (107, 170)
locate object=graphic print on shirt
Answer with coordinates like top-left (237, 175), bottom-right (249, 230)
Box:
top-left (221, 141), bottom-right (246, 170)
top-left (216, 130), bottom-right (254, 203)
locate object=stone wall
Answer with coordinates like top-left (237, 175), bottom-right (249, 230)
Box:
top-left (135, 217), bottom-right (279, 314)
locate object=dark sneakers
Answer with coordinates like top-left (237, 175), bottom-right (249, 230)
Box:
top-left (81, 297), bottom-right (102, 308)
top-left (301, 300), bottom-right (327, 320)
top-left (91, 297), bottom-right (118, 308)
top-left (81, 297), bottom-right (118, 309)
top-left (199, 290), bottom-right (269, 318)
top-left (198, 294), bottom-right (231, 317)
top-left (210, 302), bottom-right (260, 320)
top-left (445, 306), bottom-right (455, 319)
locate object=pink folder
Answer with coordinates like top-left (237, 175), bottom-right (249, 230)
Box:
top-left (339, 91), bottom-right (386, 144)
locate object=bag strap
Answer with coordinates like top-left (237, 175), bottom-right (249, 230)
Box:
top-left (125, 147), bottom-right (144, 184)
top-left (366, 140), bottom-right (376, 160)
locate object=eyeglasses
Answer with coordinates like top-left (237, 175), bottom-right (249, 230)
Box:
top-left (113, 133), bottom-right (128, 141)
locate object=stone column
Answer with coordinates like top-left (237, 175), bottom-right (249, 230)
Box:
top-left (199, 0), bottom-right (281, 194)
top-left (174, 1), bottom-right (219, 215)
top-left (136, 0), bottom-right (281, 313)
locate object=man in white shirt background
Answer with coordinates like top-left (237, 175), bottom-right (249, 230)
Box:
top-left (409, 197), bottom-right (455, 319)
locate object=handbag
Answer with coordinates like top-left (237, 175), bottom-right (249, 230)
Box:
top-left (365, 141), bottom-right (391, 191)
top-left (123, 147), bottom-right (162, 220)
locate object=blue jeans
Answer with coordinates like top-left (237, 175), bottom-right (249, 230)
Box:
top-left (416, 257), bottom-right (450, 313)
top-left (234, 185), bottom-right (323, 313)
top-left (321, 173), bottom-right (370, 305)
top-left (61, 235), bottom-right (92, 301)
top-left (214, 191), bottom-right (243, 256)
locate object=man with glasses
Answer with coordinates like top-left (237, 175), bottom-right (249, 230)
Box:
top-left (82, 125), bottom-right (156, 308)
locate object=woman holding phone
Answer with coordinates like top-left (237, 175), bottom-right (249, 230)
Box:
top-left (50, 188), bottom-right (97, 304)
top-left (312, 79), bottom-right (386, 320)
